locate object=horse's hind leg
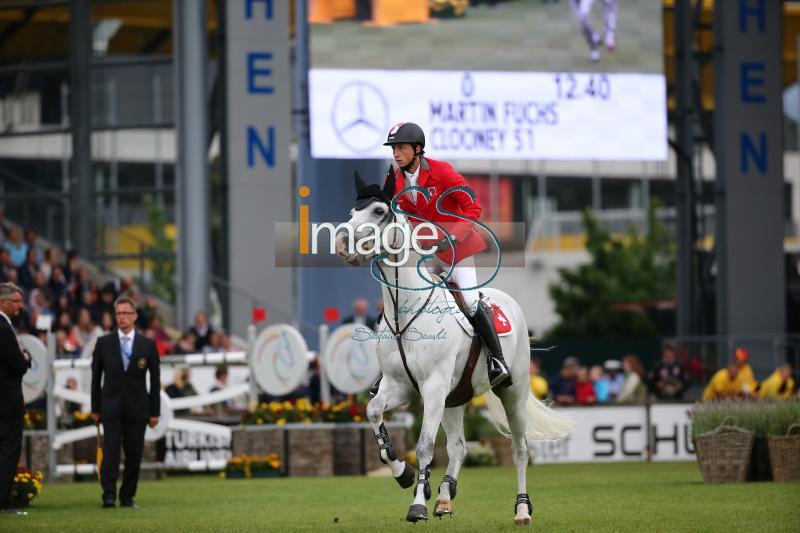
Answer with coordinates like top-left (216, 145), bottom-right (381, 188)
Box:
top-left (497, 383), bottom-right (533, 526)
top-left (367, 385), bottom-right (414, 489)
top-left (433, 405), bottom-right (466, 518)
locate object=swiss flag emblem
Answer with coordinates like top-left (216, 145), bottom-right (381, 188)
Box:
top-left (492, 304), bottom-right (512, 334)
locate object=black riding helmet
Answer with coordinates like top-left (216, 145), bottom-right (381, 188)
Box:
top-left (383, 122), bottom-right (425, 155)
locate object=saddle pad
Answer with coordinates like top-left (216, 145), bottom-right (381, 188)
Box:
top-left (444, 283), bottom-right (512, 337)
top-left (492, 303), bottom-right (512, 334)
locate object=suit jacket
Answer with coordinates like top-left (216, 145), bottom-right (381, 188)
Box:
top-left (91, 330), bottom-right (160, 420)
top-left (341, 314), bottom-right (377, 331)
top-left (392, 157), bottom-right (488, 265)
top-left (0, 316), bottom-right (29, 418)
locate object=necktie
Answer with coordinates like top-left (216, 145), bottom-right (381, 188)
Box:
top-left (121, 336), bottom-right (131, 371)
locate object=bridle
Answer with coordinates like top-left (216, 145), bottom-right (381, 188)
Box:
top-left (368, 206), bottom-right (435, 394)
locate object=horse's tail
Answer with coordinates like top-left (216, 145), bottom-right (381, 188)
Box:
top-left (485, 390), bottom-right (574, 441)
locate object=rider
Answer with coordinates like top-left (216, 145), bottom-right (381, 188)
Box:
top-left (376, 121), bottom-right (512, 389)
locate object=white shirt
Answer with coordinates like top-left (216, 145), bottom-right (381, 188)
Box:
top-left (118, 329), bottom-right (136, 354)
top-left (404, 166), bottom-right (420, 203)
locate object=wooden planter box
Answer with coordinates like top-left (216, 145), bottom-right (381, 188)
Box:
top-left (232, 423), bottom-right (407, 477)
top-left (25, 423), bottom-right (409, 481)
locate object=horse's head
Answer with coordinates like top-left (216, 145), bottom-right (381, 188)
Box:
top-left (335, 168), bottom-right (399, 266)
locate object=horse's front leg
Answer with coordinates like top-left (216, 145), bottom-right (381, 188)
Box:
top-left (433, 404), bottom-right (467, 518)
top-left (366, 382), bottom-right (414, 489)
top-left (406, 380), bottom-right (448, 523)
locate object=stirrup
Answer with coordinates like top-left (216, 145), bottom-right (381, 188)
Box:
top-left (489, 358), bottom-right (512, 388)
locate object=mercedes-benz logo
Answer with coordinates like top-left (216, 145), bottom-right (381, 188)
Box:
top-left (331, 80), bottom-right (389, 154)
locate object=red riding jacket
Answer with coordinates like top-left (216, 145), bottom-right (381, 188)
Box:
top-left (392, 157), bottom-right (487, 265)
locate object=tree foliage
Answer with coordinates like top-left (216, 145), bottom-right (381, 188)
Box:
top-left (144, 195), bottom-right (176, 304)
top-left (547, 203), bottom-right (676, 338)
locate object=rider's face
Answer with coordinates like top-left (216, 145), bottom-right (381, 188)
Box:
top-left (392, 143), bottom-right (417, 168)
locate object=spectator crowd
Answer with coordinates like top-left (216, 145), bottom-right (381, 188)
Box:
top-left (0, 209), bottom-right (233, 358)
top-left (531, 343), bottom-right (798, 405)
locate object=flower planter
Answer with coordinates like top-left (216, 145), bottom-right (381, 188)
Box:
top-left (287, 427), bottom-right (334, 477)
top-left (767, 424), bottom-right (800, 482)
top-left (333, 427), bottom-right (364, 476)
top-left (694, 423), bottom-right (754, 484)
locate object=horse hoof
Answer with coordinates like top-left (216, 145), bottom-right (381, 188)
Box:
top-left (395, 462), bottom-right (416, 489)
top-left (433, 498), bottom-right (453, 518)
top-left (514, 512), bottom-right (532, 526)
top-left (406, 504), bottom-right (428, 522)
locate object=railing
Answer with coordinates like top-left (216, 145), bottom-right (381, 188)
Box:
top-left (526, 204), bottom-right (800, 258)
top-left (525, 205), bottom-right (718, 256)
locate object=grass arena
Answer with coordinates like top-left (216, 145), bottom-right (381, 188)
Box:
top-left (7, 463), bottom-right (798, 532)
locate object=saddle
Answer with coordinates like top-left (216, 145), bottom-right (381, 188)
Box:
top-left (443, 282), bottom-right (484, 408)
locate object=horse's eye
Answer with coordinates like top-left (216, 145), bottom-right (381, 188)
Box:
top-left (374, 208), bottom-right (385, 216)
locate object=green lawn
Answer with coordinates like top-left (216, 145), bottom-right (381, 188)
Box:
top-left (311, 0), bottom-right (664, 73)
top-left (4, 462), bottom-right (799, 532)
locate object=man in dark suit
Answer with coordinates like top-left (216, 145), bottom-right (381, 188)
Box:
top-left (91, 296), bottom-right (160, 509)
top-left (341, 298), bottom-right (376, 331)
top-left (0, 282), bottom-right (30, 514)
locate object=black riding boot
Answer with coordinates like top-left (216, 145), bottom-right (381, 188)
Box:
top-left (471, 300), bottom-right (512, 388)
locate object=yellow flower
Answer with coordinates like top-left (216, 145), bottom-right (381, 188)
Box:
top-left (269, 401), bottom-right (281, 411)
top-left (36, 471), bottom-right (43, 479)
top-left (302, 418), bottom-right (311, 424)
top-left (27, 493), bottom-right (33, 500)
top-left (353, 415), bottom-right (362, 422)
top-left (276, 418), bottom-right (286, 426)
top-left (219, 471), bottom-right (226, 479)
top-left (256, 418), bottom-right (264, 425)
top-left (260, 402), bottom-right (268, 409)
top-left (282, 401), bottom-right (293, 410)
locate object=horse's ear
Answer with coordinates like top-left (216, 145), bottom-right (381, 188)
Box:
top-left (354, 170), bottom-right (367, 192)
top-left (382, 166), bottom-right (395, 198)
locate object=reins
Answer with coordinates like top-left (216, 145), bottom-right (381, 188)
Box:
top-left (375, 213), bottom-right (435, 394)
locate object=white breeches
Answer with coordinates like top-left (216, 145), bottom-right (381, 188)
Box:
top-left (426, 255), bottom-right (480, 316)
